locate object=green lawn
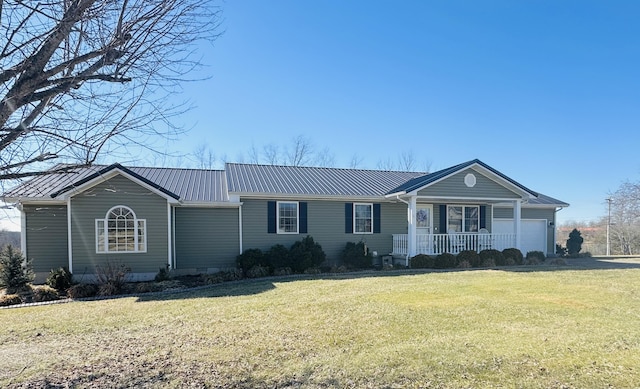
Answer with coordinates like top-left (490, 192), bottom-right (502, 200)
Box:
top-left (2, 267), bottom-right (640, 388)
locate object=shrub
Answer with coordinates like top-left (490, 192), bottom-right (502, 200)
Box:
top-left (434, 253), bottom-right (457, 269)
top-left (154, 265), bottom-right (172, 282)
top-left (502, 248), bottom-right (523, 265)
top-left (546, 257), bottom-right (568, 266)
top-left (46, 267), bottom-right (73, 291)
top-left (246, 265), bottom-right (270, 278)
top-left (67, 284), bottom-right (98, 299)
top-left (32, 285), bottom-right (60, 302)
top-left (556, 244), bottom-right (567, 257)
top-left (566, 228), bottom-right (584, 257)
top-left (304, 267), bottom-right (322, 275)
top-left (237, 248), bottom-right (266, 274)
top-left (457, 260), bottom-right (472, 269)
top-left (289, 236), bottom-right (326, 273)
top-left (0, 245), bottom-right (34, 292)
top-left (341, 242), bottom-right (373, 269)
top-left (410, 254), bottom-right (434, 269)
top-left (273, 267), bottom-right (293, 276)
top-left (330, 265), bottom-right (348, 273)
top-left (0, 294), bottom-right (22, 306)
top-left (479, 249), bottom-right (506, 266)
top-left (95, 261), bottom-right (131, 295)
top-left (266, 244), bottom-right (291, 271)
top-left (525, 251), bottom-right (546, 265)
top-left (457, 250), bottom-right (481, 268)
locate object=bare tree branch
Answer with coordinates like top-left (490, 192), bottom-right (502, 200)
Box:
top-left (0, 0), bottom-right (221, 181)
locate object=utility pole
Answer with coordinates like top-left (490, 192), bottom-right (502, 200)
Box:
top-left (606, 198), bottom-right (613, 256)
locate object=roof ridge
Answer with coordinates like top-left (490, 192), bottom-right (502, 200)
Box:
top-left (224, 162), bottom-right (428, 174)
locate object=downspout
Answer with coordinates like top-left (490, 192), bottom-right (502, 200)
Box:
top-left (238, 204), bottom-right (243, 255)
top-left (67, 197), bottom-right (73, 273)
top-left (19, 203), bottom-right (26, 256)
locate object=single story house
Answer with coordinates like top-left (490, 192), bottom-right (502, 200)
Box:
top-left (3, 159), bottom-right (568, 281)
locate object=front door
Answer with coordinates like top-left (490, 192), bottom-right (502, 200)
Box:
top-left (416, 205), bottom-right (433, 234)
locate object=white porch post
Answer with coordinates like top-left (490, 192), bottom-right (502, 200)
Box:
top-left (514, 199), bottom-right (522, 250)
top-left (408, 196), bottom-right (417, 260)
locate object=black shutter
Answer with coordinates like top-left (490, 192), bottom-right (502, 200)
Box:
top-left (439, 204), bottom-right (447, 232)
top-left (299, 202), bottom-right (308, 234)
top-left (345, 203), bottom-right (353, 233)
top-left (480, 205), bottom-right (487, 229)
top-left (373, 203), bottom-right (381, 233)
top-left (267, 201), bottom-right (276, 234)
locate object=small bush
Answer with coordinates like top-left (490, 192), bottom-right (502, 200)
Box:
top-left (46, 267), bottom-right (73, 291)
top-left (304, 267), bottom-right (322, 275)
top-left (457, 250), bottom-right (481, 268)
top-left (410, 254), bottom-right (435, 269)
top-left (330, 265), bottom-right (349, 273)
top-left (246, 265), bottom-right (270, 278)
top-left (32, 285), bottom-right (61, 302)
top-left (67, 284), bottom-right (98, 299)
top-left (237, 248), bottom-right (266, 274)
top-left (556, 244), bottom-right (567, 257)
top-left (502, 248), bottom-right (524, 265)
top-left (525, 251), bottom-right (546, 265)
top-left (266, 244), bottom-right (291, 271)
top-left (434, 253), bottom-right (457, 269)
top-left (273, 267), bottom-right (292, 276)
top-left (457, 260), bottom-right (472, 269)
top-left (546, 257), bottom-right (568, 266)
top-left (341, 242), bottom-right (373, 269)
top-left (0, 245), bottom-right (34, 292)
top-left (95, 261), bottom-right (131, 295)
top-left (479, 249), bottom-right (506, 266)
top-left (154, 265), bottom-right (172, 282)
top-left (0, 294), bottom-right (22, 306)
top-left (134, 282), bottom-right (163, 293)
top-left (289, 236), bottom-right (326, 273)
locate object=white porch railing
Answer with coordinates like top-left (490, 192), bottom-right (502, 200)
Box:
top-left (392, 233), bottom-right (516, 256)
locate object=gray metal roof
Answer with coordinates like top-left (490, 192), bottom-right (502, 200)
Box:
top-left (5, 164), bottom-right (228, 203)
top-left (225, 163), bottom-right (426, 197)
top-left (4, 160), bottom-right (568, 208)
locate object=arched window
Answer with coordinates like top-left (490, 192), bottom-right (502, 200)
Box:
top-left (96, 206), bottom-right (146, 253)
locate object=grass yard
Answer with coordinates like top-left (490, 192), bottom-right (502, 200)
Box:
top-left (2, 267), bottom-right (640, 388)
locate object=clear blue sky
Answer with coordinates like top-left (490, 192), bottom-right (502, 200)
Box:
top-left (2, 1), bottom-right (639, 230)
top-left (167, 0), bottom-right (640, 226)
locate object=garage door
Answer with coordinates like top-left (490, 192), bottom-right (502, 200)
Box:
top-left (493, 219), bottom-right (547, 255)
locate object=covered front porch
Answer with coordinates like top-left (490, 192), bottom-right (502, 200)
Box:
top-left (392, 232), bottom-right (516, 256)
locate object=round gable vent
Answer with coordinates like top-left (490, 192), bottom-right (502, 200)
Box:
top-left (464, 173), bottom-right (477, 188)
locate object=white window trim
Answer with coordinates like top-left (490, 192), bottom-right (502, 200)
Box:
top-left (96, 205), bottom-right (147, 254)
top-left (277, 201), bottom-right (299, 234)
top-left (353, 203), bottom-right (374, 234)
top-left (447, 204), bottom-right (480, 233)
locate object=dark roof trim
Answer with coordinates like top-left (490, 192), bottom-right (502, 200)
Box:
top-left (50, 163), bottom-right (181, 200)
top-left (386, 159), bottom-right (539, 197)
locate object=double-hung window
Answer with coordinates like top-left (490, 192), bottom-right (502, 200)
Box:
top-left (447, 205), bottom-right (479, 233)
top-left (354, 203), bottom-right (373, 234)
top-left (96, 206), bottom-right (146, 253)
top-left (277, 201), bottom-right (299, 234)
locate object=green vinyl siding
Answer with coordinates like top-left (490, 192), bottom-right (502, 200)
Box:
top-left (241, 199), bottom-right (407, 263)
top-left (418, 168), bottom-right (520, 199)
top-left (69, 174), bottom-right (169, 274)
top-left (174, 207), bottom-right (240, 269)
top-left (23, 205), bottom-right (68, 273)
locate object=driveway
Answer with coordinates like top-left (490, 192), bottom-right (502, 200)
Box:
top-left (564, 256), bottom-right (640, 269)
